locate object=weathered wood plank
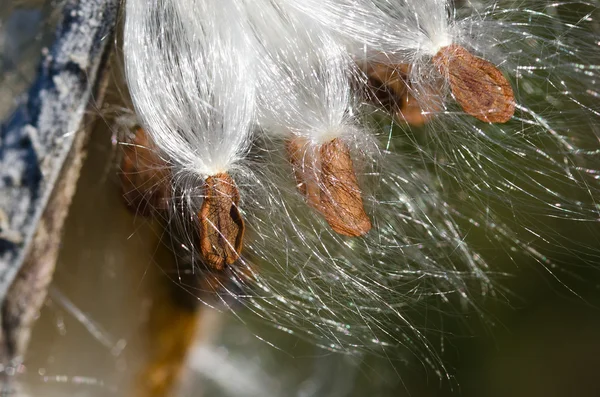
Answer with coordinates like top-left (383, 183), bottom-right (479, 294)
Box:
top-left (0, 0), bottom-right (120, 384)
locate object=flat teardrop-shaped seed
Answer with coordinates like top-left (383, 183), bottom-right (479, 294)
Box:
top-left (198, 173), bottom-right (245, 270)
top-left (433, 44), bottom-right (515, 123)
top-left (287, 137), bottom-right (371, 237)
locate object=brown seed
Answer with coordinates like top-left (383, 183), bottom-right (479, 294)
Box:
top-left (433, 44), bottom-right (515, 123)
top-left (365, 62), bottom-right (410, 102)
top-left (363, 63), bottom-right (435, 127)
top-left (399, 84), bottom-right (431, 127)
top-left (287, 137), bottom-right (371, 237)
top-left (198, 173), bottom-right (245, 270)
top-left (120, 127), bottom-right (170, 216)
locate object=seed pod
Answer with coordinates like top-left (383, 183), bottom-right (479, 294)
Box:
top-left (197, 173), bottom-right (245, 270)
top-left (287, 137), bottom-right (371, 237)
top-left (433, 44), bottom-right (515, 123)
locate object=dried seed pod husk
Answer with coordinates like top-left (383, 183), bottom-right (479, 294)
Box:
top-left (433, 44), bottom-right (515, 123)
top-left (287, 137), bottom-right (371, 237)
top-left (198, 173), bottom-right (245, 270)
top-left (120, 127), bottom-right (170, 216)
